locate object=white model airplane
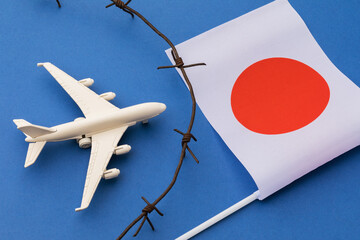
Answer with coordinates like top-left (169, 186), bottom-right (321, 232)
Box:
top-left (13, 62), bottom-right (166, 211)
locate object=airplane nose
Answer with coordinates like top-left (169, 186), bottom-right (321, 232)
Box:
top-left (159, 103), bottom-right (167, 113)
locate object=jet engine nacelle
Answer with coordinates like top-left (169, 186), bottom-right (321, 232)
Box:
top-left (100, 92), bottom-right (116, 101)
top-left (114, 144), bottom-right (131, 155)
top-left (78, 78), bottom-right (94, 87)
top-left (103, 168), bottom-right (120, 180)
top-left (77, 137), bottom-right (91, 149)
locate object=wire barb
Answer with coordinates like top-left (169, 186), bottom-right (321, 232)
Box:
top-left (174, 129), bottom-right (199, 163)
top-left (56, 0), bottom-right (61, 8)
top-left (158, 56), bottom-right (206, 69)
top-left (141, 197), bottom-right (163, 216)
top-left (133, 197), bottom-right (164, 237)
top-left (106, 0), bottom-right (134, 18)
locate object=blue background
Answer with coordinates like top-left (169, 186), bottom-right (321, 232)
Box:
top-left (0, 0), bottom-right (359, 239)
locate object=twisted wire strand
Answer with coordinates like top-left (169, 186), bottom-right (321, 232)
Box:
top-left (105, 0), bottom-right (206, 239)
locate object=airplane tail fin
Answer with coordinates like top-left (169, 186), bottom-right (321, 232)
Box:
top-left (13, 119), bottom-right (56, 138)
top-left (24, 141), bottom-right (47, 168)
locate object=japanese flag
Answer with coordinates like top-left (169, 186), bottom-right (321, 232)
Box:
top-left (166, 0), bottom-right (360, 200)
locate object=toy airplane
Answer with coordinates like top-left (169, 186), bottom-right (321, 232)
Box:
top-left (13, 62), bottom-right (166, 211)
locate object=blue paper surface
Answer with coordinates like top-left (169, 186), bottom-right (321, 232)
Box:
top-left (0, 1), bottom-right (359, 239)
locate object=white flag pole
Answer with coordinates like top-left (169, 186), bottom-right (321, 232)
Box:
top-left (176, 191), bottom-right (260, 240)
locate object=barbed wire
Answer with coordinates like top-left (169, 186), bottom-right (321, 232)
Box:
top-left (104, 0), bottom-right (206, 239)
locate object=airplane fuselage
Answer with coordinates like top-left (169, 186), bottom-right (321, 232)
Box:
top-left (26, 102), bottom-right (166, 143)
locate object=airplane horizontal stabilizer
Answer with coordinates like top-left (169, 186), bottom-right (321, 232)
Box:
top-left (25, 141), bottom-right (46, 168)
top-left (75, 206), bottom-right (87, 212)
top-left (13, 119), bottom-right (56, 138)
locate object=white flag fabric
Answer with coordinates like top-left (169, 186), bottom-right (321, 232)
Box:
top-left (166, 0), bottom-right (360, 200)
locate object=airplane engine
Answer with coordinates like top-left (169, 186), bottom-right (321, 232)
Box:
top-left (77, 137), bottom-right (91, 149)
top-left (103, 168), bottom-right (120, 180)
top-left (100, 92), bottom-right (116, 101)
top-left (114, 144), bottom-right (131, 155)
top-left (78, 78), bottom-right (94, 87)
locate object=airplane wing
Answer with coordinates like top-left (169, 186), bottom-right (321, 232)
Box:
top-left (37, 62), bottom-right (118, 118)
top-left (75, 126), bottom-right (128, 212)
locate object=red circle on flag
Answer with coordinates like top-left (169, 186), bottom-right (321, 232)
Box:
top-left (231, 58), bottom-right (330, 135)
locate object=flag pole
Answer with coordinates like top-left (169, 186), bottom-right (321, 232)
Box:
top-left (176, 190), bottom-right (260, 240)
